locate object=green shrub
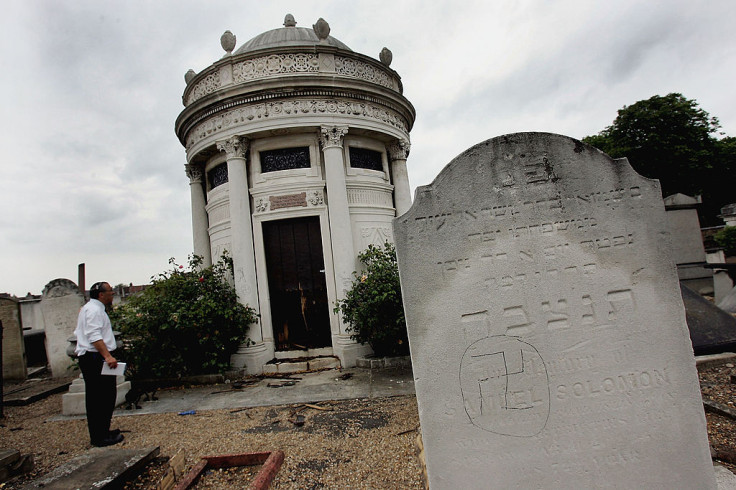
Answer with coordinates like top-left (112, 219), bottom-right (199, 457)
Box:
top-left (334, 242), bottom-right (409, 357)
top-left (110, 254), bottom-right (256, 379)
top-left (715, 226), bottom-right (736, 256)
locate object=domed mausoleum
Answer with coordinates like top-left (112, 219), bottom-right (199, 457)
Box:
top-left (175, 15), bottom-right (415, 373)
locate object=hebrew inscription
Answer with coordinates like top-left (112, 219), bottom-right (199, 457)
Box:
top-left (394, 133), bottom-right (714, 488)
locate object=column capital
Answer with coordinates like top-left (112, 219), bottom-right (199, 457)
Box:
top-left (387, 138), bottom-right (411, 161)
top-left (185, 163), bottom-right (204, 184)
top-left (320, 125), bottom-right (349, 150)
top-left (216, 135), bottom-right (249, 159)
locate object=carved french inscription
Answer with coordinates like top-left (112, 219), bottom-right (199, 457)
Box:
top-left (269, 192), bottom-right (307, 210)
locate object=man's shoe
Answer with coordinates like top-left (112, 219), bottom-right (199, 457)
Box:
top-left (92, 433), bottom-right (124, 447)
top-left (109, 429), bottom-right (121, 437)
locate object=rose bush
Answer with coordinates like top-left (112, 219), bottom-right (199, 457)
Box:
top-left (111, 254), bottom-right (256, 378)
top-left (334, 242), bottom-right (409, 357)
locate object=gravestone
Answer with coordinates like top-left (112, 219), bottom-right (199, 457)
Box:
top-left (394, 133), bottom-right (715, 488)
top-left (40, 279), bottom-right (84, 377)
top-left (0, 296), bottom-right (27, 380)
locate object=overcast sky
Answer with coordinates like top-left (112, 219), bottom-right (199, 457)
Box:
top-left (2, 1), bottom-right (735, 296)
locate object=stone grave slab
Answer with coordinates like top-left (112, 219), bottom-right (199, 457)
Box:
top-left (23, 446), bottom-right (159, 489)
top-left (394, 133), bottom-right (715, 488)
top-left (681, 284), bottom-right (736, 355)
top-left (1, 296), bottom-right (27, 380)
top-left (40, 279), bottom-right (84, 377)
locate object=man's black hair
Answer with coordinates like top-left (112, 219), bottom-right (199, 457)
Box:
top-left (89, 282), bottom-right (107, 300)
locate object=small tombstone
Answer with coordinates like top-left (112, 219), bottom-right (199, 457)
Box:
top-left (394, 133), bottom-right (715, 488)
top-left (40, 279), bottom-right (84, 377)
top-left (0, 296), bottom-right (27, 380)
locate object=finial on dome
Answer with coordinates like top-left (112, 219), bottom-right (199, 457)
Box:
top-left (313, 18), bottom-right (330, 40)
top-left (184, 69), bottom-right (196, 85)
top-left (379, 47), bottom-right (393, 67)
top-left (220, 30), bottom-right (236, 55)
top-left (284, 14), bottom-right (296, 27)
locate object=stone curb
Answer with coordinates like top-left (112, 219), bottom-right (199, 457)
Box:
top-left (696, 352), bottom-right (736, 371)
top-left (355, 355), bottom-right (412, 369)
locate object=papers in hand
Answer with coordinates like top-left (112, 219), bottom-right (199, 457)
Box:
top-left (101, 362), bottom-right (126, 376)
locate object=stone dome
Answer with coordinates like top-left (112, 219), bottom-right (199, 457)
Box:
top-left (234, 24), bottom-right (351, 55)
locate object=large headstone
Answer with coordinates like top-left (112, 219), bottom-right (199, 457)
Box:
top-left (394, 133), bottom-right (715, 488)
top-left (40, 279), bottom-right (84, 377)
top-left (0, 295), bottom-right (27, 380)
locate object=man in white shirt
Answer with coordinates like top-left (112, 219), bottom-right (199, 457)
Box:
top-left (74, 282), bottom-right (124, 447)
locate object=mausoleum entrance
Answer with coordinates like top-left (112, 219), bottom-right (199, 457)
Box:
top-left (262, 216), bottom-right (332, 350)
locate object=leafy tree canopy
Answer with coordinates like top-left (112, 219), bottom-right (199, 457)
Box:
top-left (583, 93), bottom-right (735, 225)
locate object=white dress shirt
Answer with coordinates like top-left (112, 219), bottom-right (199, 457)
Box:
top-left (74, 298), bottom-right (117, 355)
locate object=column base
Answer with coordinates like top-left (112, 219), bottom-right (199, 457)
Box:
top-left (61, 375), bottom-right (131, 416)
top-left (332, 335), bottom-right (373, 368)
top-left (230, 340), bottom-right (275, 375)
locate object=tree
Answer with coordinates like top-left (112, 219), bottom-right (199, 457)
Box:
top-left (334, 242), bottom-right (409, 357)
top-left (715, 227), bottom-right (736, 257)
top-left (583, 93), bottom-right (733, 225)
top-left (111, 254), bottom-right (256, 379)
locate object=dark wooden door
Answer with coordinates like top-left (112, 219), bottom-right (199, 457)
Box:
top-left (263, 217), bottom-right (332, 350)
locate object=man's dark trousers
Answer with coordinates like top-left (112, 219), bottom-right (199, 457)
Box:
top-left (78, 352), bottom-right (117, 444)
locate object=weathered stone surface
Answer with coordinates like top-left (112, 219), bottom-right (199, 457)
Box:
top-left (24, 447), bottom-right (159, 489)
top-left (39, 279), bottom-right (84, 377)
top-left (681, 284), bottom-right (736, 354)
top-left (394, 133), bottom-right (715, 488)
top-left (1, 296), bottom-right (27, 380)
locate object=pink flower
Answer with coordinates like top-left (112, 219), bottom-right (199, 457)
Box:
top-left (179, 265), bottom-right (184, 269)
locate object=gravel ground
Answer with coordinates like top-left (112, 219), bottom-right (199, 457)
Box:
top-left (0, 390), bottom-right (423, 489)
top-left (2, 363), bottom-right (736, 489)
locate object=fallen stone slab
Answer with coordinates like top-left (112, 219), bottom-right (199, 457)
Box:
top-left (3, 379), bottom-right (72, 406)
top-left (22, 446), bottom-right (159, 489)
top-left (704, 399), bottom-right (736, 421)
top-left (682, 284), bottom-right (736, 355)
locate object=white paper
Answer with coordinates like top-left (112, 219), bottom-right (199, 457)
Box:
top-left (101, 362), bottom-right (126, 376)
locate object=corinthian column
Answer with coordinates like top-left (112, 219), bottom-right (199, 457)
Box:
top-left (388, 139), bottom-right (412, 216)
top-left (185, 163), bottom-right (212, 267)
top-left (216, 136), bottom-right (269, 373)
top-left (320, 125), bottom-right (355, 301)
top-left (320, 125), bottom-right (370, 367)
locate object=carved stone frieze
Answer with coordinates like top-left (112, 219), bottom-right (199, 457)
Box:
top-left (387, 139), bottom-right (411, 161)
top-left (347, 187), bottom-right (393, 208)
top-left (254, 198), bottom-right (269, 213)
top-left (320, 125), bottom-right (349, 149)
top-left (216, 136), bottom-right (249, 159)
top-left (185, 70), bottom-right (221, 105)
top-left (184, 53), bottom-right (396, 105)
top-left (232, 53), bottom-right (319, 84)
top-left (361, 226), bottom-right (393, 248)
top-left (186, 98), bottom-right (409, 150)
top-left (335, 56), bottom-right (393, 88)
top-left (307, 190), bottom-right (324, 206)
top-left (185, 163), bottom-right (204, 183)
top-left (207, 201), bottom-right (230, 224)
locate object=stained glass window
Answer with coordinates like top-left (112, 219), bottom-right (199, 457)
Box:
top-left (208, 163), bottom-right (228, 189)
top-left (349, 147), bottom-right (383, 172)
top-left (260, 147), bottom-right (311, 173)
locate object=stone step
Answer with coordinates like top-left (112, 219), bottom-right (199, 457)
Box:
top-left (24, 447), bottom-right (159, 489)
top-left (263, 355), bottom-right (341, 375)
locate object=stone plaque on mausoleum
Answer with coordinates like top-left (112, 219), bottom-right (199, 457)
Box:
top-left (394, 133), bottom-right (715, 488)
